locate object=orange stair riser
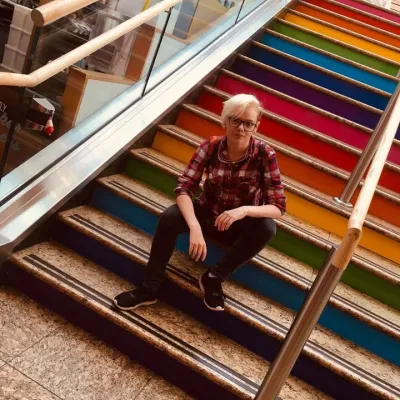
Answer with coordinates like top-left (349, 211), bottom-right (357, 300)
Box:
top-left (295, 4), bottom-right (400, 48)
top-left (304, 0), bottom-right (400, 36)
top-left (176, 109), bottom-right (400, 226)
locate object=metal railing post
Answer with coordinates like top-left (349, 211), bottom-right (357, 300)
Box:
top-left (235, 0), bottom-right (247, 24)
top-left (142, 6), bottom-right (173, 96)
top-left (333, 82), bottom-right (400, 207)
top-left (255, 247), bottom-right (341, 399)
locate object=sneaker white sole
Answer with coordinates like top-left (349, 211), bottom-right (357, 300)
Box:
top-left (113, 298), bottom-right (158, 311)
top-left (198, 276), bottom-right (225, 312)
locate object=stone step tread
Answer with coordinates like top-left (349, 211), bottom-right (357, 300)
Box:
top-left (130, 146), bottom-right (400, 284)
top-left (10, 242), bottom-right (328, 400)
top-left (57, 203), bottom-right (400, 395)
top-left (96, 174), bottom-right (400, 339)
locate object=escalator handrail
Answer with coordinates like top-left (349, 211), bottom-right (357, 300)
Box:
top-left (0, 0), bottom-right (182, 87)
top-left (32, 0), bottom-right (98, 27)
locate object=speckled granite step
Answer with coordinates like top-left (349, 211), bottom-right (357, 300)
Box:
top-left (125, 145), bottom-right (400, 317)
top-left (95, 174), bottom-right (400, 341)
top-left (8, 242), bottom-right (329, 400)
top-left (55, 203), bottom-right (400, 399)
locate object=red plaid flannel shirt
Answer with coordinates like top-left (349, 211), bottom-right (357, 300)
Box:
top-left (174, 136), bottom-right (287, 218)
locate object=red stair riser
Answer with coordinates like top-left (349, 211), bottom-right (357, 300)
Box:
top-left (197, 89), bottom-right (400, 193)
top-left (176, 108), bottom-right (400, 226)
top-left (207, 77), bottom-right (400, 193)
top-left (215, 74), bottom-right (399, 164)
top-left (176, 109), bottom-right (345, 195)
top-left (295, 3), bottom-right (400, 48)
top-left (304, 0), bottom-right (400, 36)
top-left (197, 90), bottom-right (356, 170)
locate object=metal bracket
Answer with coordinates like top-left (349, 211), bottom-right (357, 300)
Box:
top-left (333, 196), bottom-right (353, 208)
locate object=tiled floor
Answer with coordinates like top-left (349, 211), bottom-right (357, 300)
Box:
top-left (0, 285), bottom-right (191, 400)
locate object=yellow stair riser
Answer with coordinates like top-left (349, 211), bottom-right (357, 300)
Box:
top-left (285, 13), bottom-right (400, 64)
top-left (153, 132), bottom-right (400, 264)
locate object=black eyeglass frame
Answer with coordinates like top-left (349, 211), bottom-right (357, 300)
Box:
top-left (228, 116), bottom-right (257, 132)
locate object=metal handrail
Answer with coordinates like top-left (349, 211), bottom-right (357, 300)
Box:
top-left (334, 82), bottom-right (400, 207)
top-left (256, 88), bottom-right (400, 399)
top-left (31, 0), bottom-right (98, 27)
top-left (0, 0), bottom-right (181, 87)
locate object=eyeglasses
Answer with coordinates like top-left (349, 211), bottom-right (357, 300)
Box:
top-left (228, 117), bottom-right (257, 132)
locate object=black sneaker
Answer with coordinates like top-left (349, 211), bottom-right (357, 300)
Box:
top-left (113, 286), bottom-right (158, 311)
top-left (199, 272), bottom-right (225, 311)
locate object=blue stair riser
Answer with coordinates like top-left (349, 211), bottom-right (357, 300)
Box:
top-left (53, 221), bottom-right (382, 400)
top-left (231, 58), bottom-right (382, 130)
top-left (261, 33), bottom-right (397, 94)
top-left (90, 185), bottom-right (400, 367)
top-left (248, 45), bottom-right (389, 110)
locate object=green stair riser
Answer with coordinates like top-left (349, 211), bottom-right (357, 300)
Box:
top-left (126, 157), bottom-right (400, 309)
top-left (273, 22), bottom-right (399, 76)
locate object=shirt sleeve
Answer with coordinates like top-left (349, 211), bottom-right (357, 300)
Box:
top-left (262, 147), bottom-right (287, 215)
top-left (174, 139), bottom-right (211, 198)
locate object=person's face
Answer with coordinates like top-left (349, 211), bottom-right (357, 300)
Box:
top-left (225, 106), bottom-right (260, 146)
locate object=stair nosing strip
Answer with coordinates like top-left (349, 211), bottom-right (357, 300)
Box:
top-left (111, 179), bottom-right (166, 212)
top-left (250, 39), bottom-right (391, 97)
top-left (179, 104), bottom-right (400, 210)
top-left (297, 0), bottom-right (400, 41)
top-left (339, 0), bottom-right (400, 19)
top-left (274, 17), bottom-right (400, 69)
top-left (129, 150), bottom-right (400, 283)
top-left (264, 27), bottom-right (399, 83)
top-left (182, 103), bottom-right (363, 174)
top-left (61, 212), bottom-right (400, 396)
top-left (219, 68), bottom-right (375, 134)
top-left (96, 181), bottom-right (400, 331)
top-left (277, 216), bottom-right (400, 281)
top-left (287, 8), bottom-right (400, 56)
top-left (22, 253), bottom-right (258, 395)
top-left (135, 148), bottom-right (400, 249)
top-left (236, 54), bottom-right (383, 114)
top-left (202, 83), bottom-right (395, 165)
top-left (318, 0), bottom-right (400, 28)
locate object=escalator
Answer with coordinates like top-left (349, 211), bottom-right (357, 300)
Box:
top-left (0, 0), bottom-right (399, 399)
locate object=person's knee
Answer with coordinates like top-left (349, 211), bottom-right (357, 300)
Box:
top-left (158, 205), bottom-right (182, 230)
top-left (254, 218), bottom-right (276, 244)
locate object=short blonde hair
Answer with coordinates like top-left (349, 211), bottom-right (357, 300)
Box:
top-left (221, 94), bottom-right (261, 127)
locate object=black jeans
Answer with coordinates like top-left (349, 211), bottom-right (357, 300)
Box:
top-left (142, 202), bottom-right (276, 293)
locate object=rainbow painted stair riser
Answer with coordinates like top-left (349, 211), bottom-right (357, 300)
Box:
top-left (261, 32), bottom-right (397, 93)
top-left (197, 87), bottom-right (400, 195)
top-left (247, 45), bottom-right (389, 110)
top-left (215, 72), bottom-right (400, 165)
top-left (86, 184), bottom-right (400, 367)
top-left (334, 0), bottom-right (400, 24)
top-left (231, 58), bottom-right (382, 130)
top-left (303, 0), bottom-right (400, 35)
top-left (294, 3), bottom-right (400, 48)
top-left (273, 21), bottom-right (399, 76)
top-left (284, 13), bottom-right (400, 63)
top-left (124, 156), bottom-right (399, 312)
top-left (175, 106), bottom-right (400, 229)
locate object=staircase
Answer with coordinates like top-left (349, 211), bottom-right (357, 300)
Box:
top-left (3, 0), bottom-right (400, 398)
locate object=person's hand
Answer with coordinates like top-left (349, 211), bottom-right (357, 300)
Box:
top-left (189, 224), bottom-right (207, 262)
top-left (215, 207), bottom-right (247, 231)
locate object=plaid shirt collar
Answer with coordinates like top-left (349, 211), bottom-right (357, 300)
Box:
top-left (218, 135), bottom-right (256, 164)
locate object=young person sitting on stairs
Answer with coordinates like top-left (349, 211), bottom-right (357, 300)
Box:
top-left (114, 94), bottom-right (287, 312)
